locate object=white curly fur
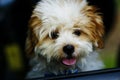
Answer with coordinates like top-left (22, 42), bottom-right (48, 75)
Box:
top-left (26, 0), bottom-right (104, 78)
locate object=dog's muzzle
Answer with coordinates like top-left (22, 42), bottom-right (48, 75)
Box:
top-left (62, 44), bottom-right (76, 66)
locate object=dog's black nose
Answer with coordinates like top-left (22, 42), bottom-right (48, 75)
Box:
top-left (63, 44), bottom-right (74, 55)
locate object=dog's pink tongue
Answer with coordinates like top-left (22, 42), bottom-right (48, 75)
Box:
top-left (62, 58), bottom-right (76, 66)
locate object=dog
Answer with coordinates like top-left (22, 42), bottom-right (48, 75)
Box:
top-left (26, 0), bottom-right (104, 78)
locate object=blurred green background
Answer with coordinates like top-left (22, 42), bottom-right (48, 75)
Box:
top-left (100, 0), bottom-right (120, 69)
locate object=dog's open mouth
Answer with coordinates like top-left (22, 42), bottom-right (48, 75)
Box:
top-left (62, 57), bottom-right (76, 66)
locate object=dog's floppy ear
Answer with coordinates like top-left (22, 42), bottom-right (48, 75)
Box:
top-left (25, 15), bottom-right (42, 57)
top-left (85, 6), bottom-right (104, 49)
top-left (93, 21), bottom-right (104, 49)
top-left (92, 12), bottom-right (104, 49)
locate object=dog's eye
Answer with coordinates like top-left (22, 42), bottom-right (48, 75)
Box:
top-left (51, 31), bottom-right (59, 39)
top-left (73, 29), bottom-right (81, 36)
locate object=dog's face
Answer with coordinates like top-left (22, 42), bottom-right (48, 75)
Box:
top-left (26, 0), bottom-right (104, 66)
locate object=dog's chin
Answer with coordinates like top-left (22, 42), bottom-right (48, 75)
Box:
top-left (61, 57), bottom-right (77, 66)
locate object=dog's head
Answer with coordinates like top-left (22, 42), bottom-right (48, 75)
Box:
top-left (26, 0), bottom-right (104, 66)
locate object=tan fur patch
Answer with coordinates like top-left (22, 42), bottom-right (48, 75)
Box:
top-left (81, 6), bottom-right (104, 48)
top-left (26, 15), bottom-right (42, 57)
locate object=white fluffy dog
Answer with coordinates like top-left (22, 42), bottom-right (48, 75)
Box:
top-left (26, 0), bottom-right (104, 78)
